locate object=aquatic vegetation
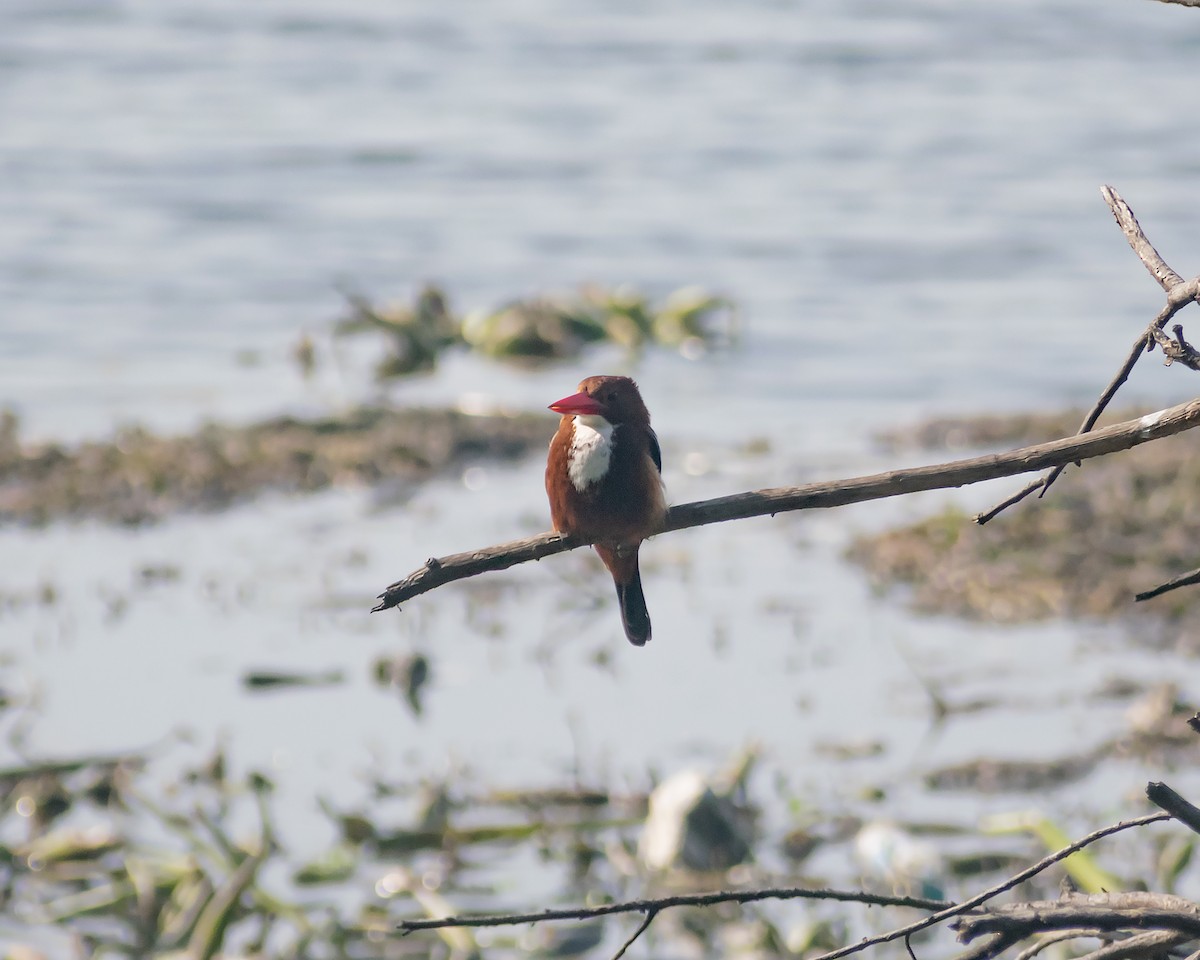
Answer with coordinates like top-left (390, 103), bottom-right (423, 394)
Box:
top-left (372, 652), bottom-right (431, 716)
top-left (336, 284), bottom-right (460, 378)
top-left (849, 410), bottom-right (1200, 644)
top-left (335, 282), bottom-right (737, 378)
top-left (0, 406), bottom-right (550, 527)
top-left (0, 709), bottom-right (1188, 959)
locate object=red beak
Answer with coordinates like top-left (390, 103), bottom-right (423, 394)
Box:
top-left (549, 391), bottom-right (604, 416)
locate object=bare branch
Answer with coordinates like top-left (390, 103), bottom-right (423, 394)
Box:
top-left (806, 813), bottom-right (1170, 960)
top-left (982, 186), bottom-right (1200, 520)
top-left (1071, 929), bottom-right (1191, 960)
top-left (974, 477), bottom-right (1044, 525)
top-left (1151, 323), bottom-right (1200, 370)
top-left (375, 401), bottom-right (1200, 611)
top-left (953, 893), bottom-right (1200, 945)
top-left (954, 931), bottom-right (1013, 960)
top-left (1028, 332), bottom-right (1152, 506)
top-left (612, 909), bottom-right (656, 960)
top-left (1013, 929), bottom-right (1113, 960)
top-left (397, 820), bottom-right (1177, 955)
top-left (1146, 781), bottom-right (1200, 836)
top-left (1103, 184), bottom-right (1185, 291)
top-left (1135, 566), bottom-right (1200, 602)
top-left (396, 885), bottom-right (952, 934)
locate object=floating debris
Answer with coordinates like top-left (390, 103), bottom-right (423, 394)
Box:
top-left (293, 842), bottom-right (358, 886)
top-left (291, 331), bottom-right (317, 378)
top-left (854, 821), bottom-right (945, 900)
top-left (241, 668), bottom-right (346, 690)
top-left (638, 750), bottom-right (758, 874)
top-left (483, 787), bottom-right (611, 810)
top-left (372, 651), bottom-right (430, 716)
top-left (924, 750), bottom-right (1104, 794)
top-left (136, 562), bottom-right (182, 586)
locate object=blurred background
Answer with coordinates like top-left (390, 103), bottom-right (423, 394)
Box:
top-left (4, 1), bottom-right (1200, 957)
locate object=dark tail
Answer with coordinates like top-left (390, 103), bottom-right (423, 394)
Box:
top-left (615, 568), bottom-right (651, 646)
top-left (596, 544), bottom-right (652, 646)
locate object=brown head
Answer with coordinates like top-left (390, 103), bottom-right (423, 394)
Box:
top-left (547, 375), bottom-right (651, 427)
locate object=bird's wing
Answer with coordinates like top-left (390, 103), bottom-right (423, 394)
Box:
top-left (646, 427), bottom-right (662, 474)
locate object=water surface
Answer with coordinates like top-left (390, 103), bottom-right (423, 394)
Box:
top-left (4, 0), bottom-right (1200, 949)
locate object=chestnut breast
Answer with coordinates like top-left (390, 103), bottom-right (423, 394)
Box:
top-left (547, 416), bottom-right (665, 546)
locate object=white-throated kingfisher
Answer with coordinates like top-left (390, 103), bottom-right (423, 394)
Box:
top-left (546, 375), bottom-right (665, 646)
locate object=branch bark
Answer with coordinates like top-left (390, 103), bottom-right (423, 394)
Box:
top-left (1069, 929), bottom-right (1192, 960)
top-left (397, 885), bottom-right (952, 933)
top-left (806, 814), bottom-right (1170, 960)
top-left (395, 813), bottom-right (1173, 960)
top-left (374, 399), bottom-right (1200, 611)
top-left (952, 893), bottom-right (1200, 951)
top-left (1146, 781), bottom-right (1200, 836)
top-left (979, 185), bottom-right (1200, 523)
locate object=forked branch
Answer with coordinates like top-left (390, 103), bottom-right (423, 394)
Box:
top-left (952, 893), bottom-right (1200, 960)
top-left (978, 186), bottom-right (1200, 525)
top-left (395, 813), bottom-right (1172, 960)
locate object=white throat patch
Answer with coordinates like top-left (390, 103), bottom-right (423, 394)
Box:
top-left (567, 415), bottom-right (614, 491)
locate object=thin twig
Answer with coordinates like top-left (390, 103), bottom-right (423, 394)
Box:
top-left (982, 185), bottom-right (1200, 519)
top-left (805, 813), bottom-right (1171, 960)
top-left (393, 816), bottom-right (1171, 955)
top-left (612, 909), bottom-right (656, 960)
top-left (374, 399), bottom-right (1200, 611)
top-left (1013, 929), bottom-right (1109, 960)
top-left (975, 477), bottom-right (1044, 525)
top-left (397, 886), bottom-right (952, 934)
top-left (1032, 332), bottom-right (1151, 503)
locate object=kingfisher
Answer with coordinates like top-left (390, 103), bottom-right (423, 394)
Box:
top-left (545, 375), bottom-right (665, 645)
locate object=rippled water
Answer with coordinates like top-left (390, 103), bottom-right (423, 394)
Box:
top-left (4, 0), bottom-right (1200, 950)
